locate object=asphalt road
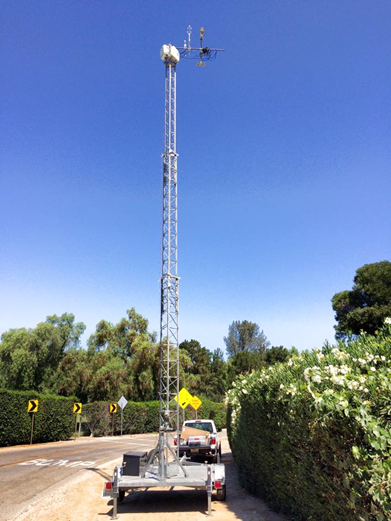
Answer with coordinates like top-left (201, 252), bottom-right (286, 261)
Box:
top-left (0, 432), bottom-right (159, 521)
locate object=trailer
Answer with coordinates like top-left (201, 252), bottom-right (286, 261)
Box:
top-left (103, 454), bottom-right (226, 519)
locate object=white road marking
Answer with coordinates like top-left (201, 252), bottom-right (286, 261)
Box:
top-left (101, 440), bottom-right (154, 446)
top-left (18, 459), bottom-right (97, 468)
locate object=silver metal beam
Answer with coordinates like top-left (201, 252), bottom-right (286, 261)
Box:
top-left (158, 54), bottom-right (180, 478)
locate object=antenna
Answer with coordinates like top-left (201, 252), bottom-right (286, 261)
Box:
top-left (178, 26), bottom-right (225, 66)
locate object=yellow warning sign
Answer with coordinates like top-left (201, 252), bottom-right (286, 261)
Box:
top-left (175, 388), bottom-right (192, 409)
top-left (27, 399), bottom-right (39, 413)
top-left (109, 403), bottom-right (118, 414)
top-left (73, 403), bottom-right (82, 414)
top-left (190, 395), bottom-right (202, 411)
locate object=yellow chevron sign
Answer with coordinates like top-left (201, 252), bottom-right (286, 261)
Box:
top-left (27, 399), bottom-right (39, 413)
top-left (73, 403), bottom-right (82, 414)
top-left (109, 403), bottom-right (118, 414)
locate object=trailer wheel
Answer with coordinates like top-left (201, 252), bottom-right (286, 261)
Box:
top-left (216, 485), bottom-right (226, 501)
top-left (119, 490), bottom-right (125, 503)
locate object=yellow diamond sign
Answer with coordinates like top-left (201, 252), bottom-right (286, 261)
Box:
top-left (190, 395), bottom-right (202, 411)
top-left (175, 388), bottom-right (192, 409)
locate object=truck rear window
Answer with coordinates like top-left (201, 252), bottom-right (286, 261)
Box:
top-left (184, 422), bottom-right (213, 433)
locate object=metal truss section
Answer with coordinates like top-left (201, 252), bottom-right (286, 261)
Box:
top-left (158, 57), bottom-right (180, 477)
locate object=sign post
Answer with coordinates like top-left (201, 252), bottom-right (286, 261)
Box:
top-left (27, 400), bottom-right (39, 445)
top-left (73, 403), bottom-right (82, 439)
top-left (109, 403), bottom-right (118, 436)
top-left (118, 396), bottom-right (128, 437)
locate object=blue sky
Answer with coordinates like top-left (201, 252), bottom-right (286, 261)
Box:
top-left (1, 1), bottom-right (390, 354)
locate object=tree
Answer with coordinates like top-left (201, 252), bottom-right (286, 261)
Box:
top-left (179, 339), bottom-right (211, 376)
top-left (332, 261), bottom-right (391, 339)
top-left (87, 307), bottom-right (153, 361)
top-left (208, 348), bottom-right (228, 401)
top-left (227, 351), bottom-right (265, 382)
top-left (46, 313), bottom-right (86, 351)
top-left (264, 346), bottom-right (290, 365)
top-left (0, 314), bottom-right (86, 392)
top-left (224, 320), bottom-right (270, 358)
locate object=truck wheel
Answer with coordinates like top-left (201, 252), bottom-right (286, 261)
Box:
top-left (119, 490), bottom-right (125, 503)
top-left (219, 444), bottom-right (222, 460)
top-left (216, 486), bottom-right (226, 501)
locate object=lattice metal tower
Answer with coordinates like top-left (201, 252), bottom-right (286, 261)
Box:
top-left (157, 30), bottom-right (224, 478)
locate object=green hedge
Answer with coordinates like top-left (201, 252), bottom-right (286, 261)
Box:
top-left (227, 324), bottom-right (391, 521)
top-left (0, 389), bottom-right (76, 446)
top-left (83, 401), bottom-right (160, 437)
top-left (197, 397), bottom-right (226, 430)
top-left (83, 399), bottom-right (226, 437)
top-left (0, 390), bottom-right (225, 444)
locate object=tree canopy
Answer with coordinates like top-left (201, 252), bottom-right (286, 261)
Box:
top-left (0, 309), bottom-right (296, 403)
top-left (224, 320), bottom-right (270, 357)
top-left (332, 261), bottom-right (391, 339)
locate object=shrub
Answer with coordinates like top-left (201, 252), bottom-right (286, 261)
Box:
top-left (227, 323), bottom-right (391, 520)
top-left (83, 399), bottom-right (225, 436)
top-left (0, 389), bottom-right (75, 446)
top-left (83, 401), bottom-right (160, 436)
top-left (197, 397), bottom-right (226, 430)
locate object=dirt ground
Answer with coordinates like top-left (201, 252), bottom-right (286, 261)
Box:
top-left (15, 436), bottom-right (287, 521)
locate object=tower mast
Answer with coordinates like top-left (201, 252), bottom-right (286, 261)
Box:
top-left (157, 32), bottom-right (224, 478)
top-left (158, 44), bottom-right (181, 477)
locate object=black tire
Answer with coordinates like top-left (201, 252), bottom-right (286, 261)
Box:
top-left (218, 444), bottom-right (222, 460)
top-left (118, 490), bottom-right (125, 503)
top-left (216, 486), bottom-right (226, 501)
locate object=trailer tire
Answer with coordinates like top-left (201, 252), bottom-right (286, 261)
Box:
top-left (119, 490), bottom-right (125, 503)
top-left (216, 486), bottom-right (226, 501)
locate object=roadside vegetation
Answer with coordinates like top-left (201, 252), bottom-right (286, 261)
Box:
top-left (227, 261), bottom-right (391, 520)
top-left (0, 310), bottom-right (294, 403)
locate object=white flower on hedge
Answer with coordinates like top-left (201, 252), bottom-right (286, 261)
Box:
top-left (280, 384), bottom-right (285, 389)
top-left (288, 359), bottom-right (294, 366)
top-left (317, 352), bottom-right (325, 361)
top-left (313, 374), bottom-right (322, 384)
top-left (381, 356), bottom-right (386, 361)
top-left (370, 367), bottom-right (376, 372)
top-left (384, 317), bottom-right (391, 325)
top-left (331, 375), bottom-right (345, 386)
top-left (242, 379), bottom-right (247, 384)
top-left (363, 388), bottom-right (369, 393)
top-left (314, 397), bottom-right (323, 405)
top-left (242, 389), bottom-right (248, 394)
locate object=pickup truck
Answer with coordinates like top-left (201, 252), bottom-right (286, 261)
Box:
top-left (175, 419), bottom-right (222, 463)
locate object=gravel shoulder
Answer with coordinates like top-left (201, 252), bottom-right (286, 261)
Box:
top-left (14, 435), bottom-right (287, 521)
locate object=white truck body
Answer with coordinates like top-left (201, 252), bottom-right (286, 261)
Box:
top-left (176, 419), bottom-right (221, 462)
